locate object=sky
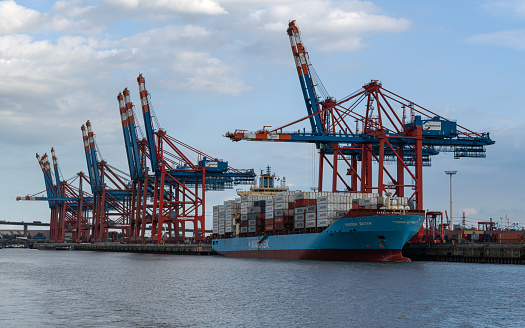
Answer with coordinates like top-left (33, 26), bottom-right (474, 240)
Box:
top-left (1, 0), bottom-right (524, 231)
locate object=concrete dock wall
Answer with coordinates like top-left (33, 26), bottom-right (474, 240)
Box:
top-left (72, 243), bottom-right (216, 255)
top-left (403, 243), bottom-right (525, 264)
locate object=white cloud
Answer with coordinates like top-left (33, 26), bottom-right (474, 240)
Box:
top-left (53, 0), bottom-right (97, 18)
top-left (0, 0), bottom-right (43, 33)
top-left (170, 51), bottom-right (249, 95)
top-left (481, 0), bottom-right (525, 17)
top-left (466, 29), bottom-right (525, 50)
top-left (239, 0), bottom-right (411, 52)
top-left (104, 0), bottom-right (227, 15)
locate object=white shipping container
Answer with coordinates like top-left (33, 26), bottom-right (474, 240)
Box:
top-left (266, 212), bottom-right (274, 219)
top-left (306, 205), bottom-right (317, 213)
top-left (225, 226), bottom-right (233, 233)
top-left (248, 226), bottom-right (256, 233)
top-left (336, 211), bottom-right (347, 218)
top-left (266, 198), bottom-right (274, 206)
top-left (219, 228), bottom-right (225, 235)
top-left (317, 203), bottom-right (339, 212)
top-left (295, 207), bottom-right (306, 214)
top-left (248, 219), bottom-right (256, 226)
top-left (294, 221), bottom-right (305, 229)
top-left (266, 205), bottom-right (274, 212)
top-left (240, 226), bottom-right (248, 233)
top-left (317, 219), bottom-right (330, 227)
top-left (305, 220), bottom-right (316, 228)
top-left (295, 214), bottom-right (305, 221)
top-left (306, 213), bottom-right (316, 221)
top-left (213, 227), bottom-right (218, 234)
top-left (241, 207), bottom-right (248, 214)
top-left (317, 196), bottom-right (328, 204)
top-left (317, 211), bottom-right (328, 220)
top-left (218, 223), bottom-right (225, 229)
top-left (274, 202), bottom-right (285, 210)
top-left (294, 192), bottom-right (305, 200)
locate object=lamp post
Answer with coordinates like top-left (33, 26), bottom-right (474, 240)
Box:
top-left (445, 171), bottom-right (457, 230)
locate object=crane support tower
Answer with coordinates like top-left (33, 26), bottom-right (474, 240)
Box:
top-left (225, 20), bottom-right (495, 211)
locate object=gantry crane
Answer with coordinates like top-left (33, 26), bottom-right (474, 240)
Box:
top-left (17, 150), bottom-right (94, 242)
top-left (81, 121), bottom-right (135, 242)
top-left (116, 74), bottom-right (256, 243)
top-left (225, 20), bottom-right (495, 210)
top-left (17, 75), bottom-right (257, 244)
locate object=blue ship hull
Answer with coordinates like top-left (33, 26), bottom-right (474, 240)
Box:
top-left (212, 213), bottom-right (425, 262)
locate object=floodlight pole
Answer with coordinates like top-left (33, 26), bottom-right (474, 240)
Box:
top-left (445, 171), bottom-right (457, 230)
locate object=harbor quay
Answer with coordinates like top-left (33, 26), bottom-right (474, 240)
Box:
top-left (403, 242), bottom-right (525, 264)
top-left (28, 241), bottom-right (525, 265)
top-left (44, 242), bottom-right (216, 255)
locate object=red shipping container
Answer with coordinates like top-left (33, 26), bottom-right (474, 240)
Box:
top-left (274, 216), bottom-right (284, 224)
top-left (288, 202), bottom-right (295, 209)
top-left (265, 218), bottom-right (274, 225)
top-left (261, 213), bottom-right (266, 220)
top-left (274, 222), bottom-right (285, 230)
top-left (265, 224), bottom-right (274, 231)
top-left (295, 199), bottom-right (309, 207)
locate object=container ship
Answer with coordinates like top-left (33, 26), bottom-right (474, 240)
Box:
top-left (211, 168), bottom-right (425, 262)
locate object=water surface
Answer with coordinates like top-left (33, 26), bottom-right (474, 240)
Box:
top-left (1, 248), bottom-right (523, 327)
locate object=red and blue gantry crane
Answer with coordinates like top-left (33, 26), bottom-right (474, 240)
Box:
top-left (225, 20), bottom-right (495, 211)
top-left (81, 120), bottom-right (134, 242)
top-left (17, 74), bottom-right (255, 244)
top-left (17, 150), bottom-right (94, 243)
top-left (119, 74), bottom-right (255, 243)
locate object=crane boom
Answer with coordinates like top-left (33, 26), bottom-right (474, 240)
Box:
top-left (137, 74), bottom-right (158, 173)
top-left (118, 92), bottom-right (137, 181)
top-left (86, 121), bottom-right (102, 194)
top-left (81, 123), bottom-right (97, 194)
top-left (287, 20), bottom-right (325, 136)
top-left (50, 148), bottom-right (62, 198)
top-left (123, 88), bottom-right (144, 180)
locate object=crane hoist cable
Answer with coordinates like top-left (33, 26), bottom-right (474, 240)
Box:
top-left (132, 107), bottom-right (146, 140)
top-left (146, 92), bottom-right (162, 131)
top-left (310, 65), bottom-right (328, 100)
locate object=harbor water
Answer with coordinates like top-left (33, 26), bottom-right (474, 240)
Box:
top-left (1, 248), bottom-right (524, 327)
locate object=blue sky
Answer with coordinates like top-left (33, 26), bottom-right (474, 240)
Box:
top-left (1, 0), bottom-right (524, 230)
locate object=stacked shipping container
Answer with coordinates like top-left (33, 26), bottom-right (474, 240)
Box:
top-left (213, 191), bottom-right (412, 237)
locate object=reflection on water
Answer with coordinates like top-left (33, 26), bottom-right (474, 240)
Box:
top-left (1, 248), bottom-right (524, 327)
